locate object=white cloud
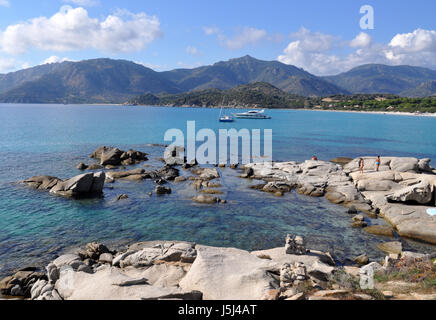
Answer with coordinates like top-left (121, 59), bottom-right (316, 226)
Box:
top-left (0, 56), bottom-right (16, 73)
top-left (203, 26), bottom-right (220, 36)
top-left (41, 55), bottom-right (72, 65)
top-left (225, 27), bottom-right (268, 50)
top-left (186, 45), bottom-right (201, 56)
top-left (62, 0), bottom-right (99, 6)
top-left (0, 0), bottom-right (10, 8)
top-left (278, 27), bottom-right (436, 75)
top-left (350, 32), bottom-right (372, 48)
top-left (204, 26), bottom-right (281, 50)
top-left (0, 6), bottom-right (162, 54)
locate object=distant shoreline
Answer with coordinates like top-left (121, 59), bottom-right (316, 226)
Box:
top-left (2, 102), bottom-right (436, 117)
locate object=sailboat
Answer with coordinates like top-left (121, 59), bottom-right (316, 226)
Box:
top-left (219, 101), bottom-right (234, 122)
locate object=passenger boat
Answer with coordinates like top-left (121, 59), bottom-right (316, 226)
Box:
top-left (232, 109), bottom-right (271, 119)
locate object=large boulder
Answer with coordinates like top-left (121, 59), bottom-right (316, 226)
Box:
top-left (386, 182), bottom-right (434, 205)
top-left (1, 270), bottom-right (47, 298)
top-left (390, 158), bottom-right (419, 173)
top-left (91, 146), bottom-right (147, 166)
top-left (179, 245), bottom-right (279, 300)
top-left (49, 172), bottom-right (105, 198)
top-left (55, 266), bottom-right (200, 300)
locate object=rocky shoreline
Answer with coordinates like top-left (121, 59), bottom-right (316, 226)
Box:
top-left (1, 236), bottom-right (435, 300)
top-left (2, 146), bottom-right (436, 300)
top-left (242, 156), bottom-right (436, 245)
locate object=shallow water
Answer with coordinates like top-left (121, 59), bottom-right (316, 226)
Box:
top-left (1, 104), bottom-right (436, 277)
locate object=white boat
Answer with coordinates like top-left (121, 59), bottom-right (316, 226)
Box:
top-left (232, 109), bottom-right (271, 119)
top-left (219, 105), bottom-right (234, 122)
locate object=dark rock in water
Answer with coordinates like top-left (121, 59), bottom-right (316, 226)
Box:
top-left (347, 206), bottom-right (358, 214)
top-left (116, 194), bottom-right (129, 201)
top-left (157, 165), bottom-right (179, 181)
top-left (155, 186), bottom-right (172, 195)
top-left (351, 221), bottom-right (368, 228)
top-left (249, 184), bottom-right (267, 190)
top-left (50, 172), bottom-right (105, 198)
top-left (91, 146), bottom-right (148, 166)
top-left (354, 254), bottom-right (369, 266)
top-left (100, 148), bottom-right (124, 166)
top-left (106, 169), bottom-right (145, 180)
top-left (240, 167), bottom-right (254, 179)
top-left (364, 225), bottom-right (395, 237)
top-left (23, 176), bottom-right (62, 190)
top-left (87, 163), bottom-right (104, 170)
top-left (77, 163), bottom-right (88, 170)
top-left (24, 172), bottom-right (105, 198)
top-left (262, 182), bottom-right (295, 194)
top-left (174, 176), bottom-right (187, 182)
top-left (193, 194), bottom-right (220, 204)
top-left (377, 241), bottom-right (402, 255)
top-left (155, 179), bottom-right (167, 185)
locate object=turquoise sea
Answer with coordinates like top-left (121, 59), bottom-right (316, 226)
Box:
top-left (1, 104), bottom-right (436, 278)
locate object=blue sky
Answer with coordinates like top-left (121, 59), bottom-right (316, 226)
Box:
top-left (0, 0), bottom-right (436, 75)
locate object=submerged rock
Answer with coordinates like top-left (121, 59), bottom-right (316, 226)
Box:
top-left (377, 241), bottom-right (403, 255)
top-left (193, 194), bottom-right (221, 204)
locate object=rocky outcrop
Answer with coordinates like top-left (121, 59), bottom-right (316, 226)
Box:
top-left (179, 245), bottom-right (279, 300)
top-left (0, 269), bottom-right (47, 298)
top-left (243, 157), bottom-right (436, 245)
top-left (90, 146), bottom-right (148, 166)
top-left (24, 172), bottom-right (105, 198)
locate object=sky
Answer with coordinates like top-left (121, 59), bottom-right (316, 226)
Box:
top-left (0, 0), bottom-right (436, 75)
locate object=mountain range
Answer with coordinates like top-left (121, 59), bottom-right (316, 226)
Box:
top-left (0, 55), bottom-right (436, 104)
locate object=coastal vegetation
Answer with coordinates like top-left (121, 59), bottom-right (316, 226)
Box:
top-left (129, 82), bottom-right (436, 113)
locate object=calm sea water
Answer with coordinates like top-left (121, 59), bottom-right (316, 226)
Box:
top-left (1, 104), bottom-right (436, 278)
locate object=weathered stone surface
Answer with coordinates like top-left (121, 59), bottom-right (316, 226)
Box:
top-left (53, 254), bottom-right (82, 268)
top-left (386, 182), bottom-right (434, 205)
top-left (285, 235), bottom-right (306, 255)
top-left (354, 254), bottom-right (369, 265)
top-left (198, 168), bottom-right (220, 180)
top-left (119, 241), bottom-right (196, 268)
top-left (43, 172), bottom-right (106, 198)
top-left (377, 241), bottom-right (402, 255)
top-left (155, 186), bottom-right (172, 195)
top-left (364, 225), bottom-right (395, 237)
top-left (55, 266), bottom-right (197, 300)
top-left (77, 163), bottom-right (88, 170)
top-left (23, 176), bottom-right (61, 190)
top-left (91, 146), bottom-right (147, 166)
top-left (193, 194), bottom-right (220, 204)
top-left (179, 245), bottom-right (279, 300)
top-left (251, 247), bottom-right (335, 267)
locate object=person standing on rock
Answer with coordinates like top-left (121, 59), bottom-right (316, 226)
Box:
top-left (312, 155), bottom-right (318, 161)
top-left (376, 156), bottom-right (381, 172)
top-left (359, 158), bottom-right (364, 174)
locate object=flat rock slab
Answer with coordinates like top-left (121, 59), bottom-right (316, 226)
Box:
top-left (364, 225), bottom-right (395, 237)
top-left (377, 241), bottom-right (403, 255)
top-left (56, 266), bottom-right (195, 300)
top-left (179, 245), bottom-right (279, 300)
